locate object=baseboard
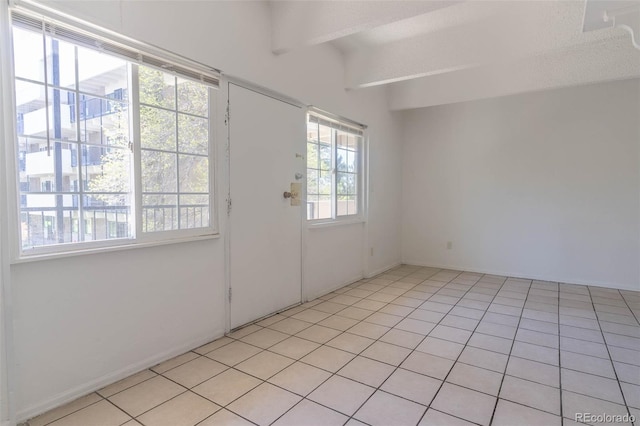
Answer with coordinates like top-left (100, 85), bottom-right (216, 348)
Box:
top-left (365, 261), bottom-right (402, 279)
top-left (16, 332), bottom-right (223, 422)
top-left (305, 274), bottom-right (364, 301)
top-left (402, 259), bottom-right (639, 292)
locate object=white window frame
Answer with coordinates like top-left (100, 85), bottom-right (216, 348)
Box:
top-left (2, 4), bottom-right (220, 261)
top-left (306, 109), bottom-right (367, 226)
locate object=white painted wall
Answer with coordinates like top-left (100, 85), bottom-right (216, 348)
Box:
top-left (305, 224), bottom-right (365, 300)
top-left (401, 79), bottom-right (640, 290)
top-left (3, 1), bottom-right (402, 421)
top-left (11, 241), bottom-right (225, 418)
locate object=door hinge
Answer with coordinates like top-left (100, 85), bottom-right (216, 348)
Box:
top-left (227, 197), bottom-right (232, 216)
top-left (228, 287), bottom-right (232, 303)
top-left (224, 101), bottom-right (230, 125)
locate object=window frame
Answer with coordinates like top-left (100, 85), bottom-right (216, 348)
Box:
top-left (3, 8), bottom-right (219, 261)
top-left (306, 110), bottom-right (366, 226)
top-left (131, 65), bottom-right (218, 244)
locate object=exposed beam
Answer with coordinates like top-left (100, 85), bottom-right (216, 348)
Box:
top-left (345, 1), bottom-right (626, 89)
top-left (344, 18), bottom-right (500, 89)
top-left (269, 0), bottom-right (460, 54)
top-left (388, 36), bottom-right (640, 110)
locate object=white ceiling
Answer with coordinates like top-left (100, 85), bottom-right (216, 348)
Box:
top-left (269, 0), bottom-right (640, 110)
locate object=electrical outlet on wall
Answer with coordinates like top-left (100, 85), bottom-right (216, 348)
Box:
top-left (446, 241), bottom-right (453, 250)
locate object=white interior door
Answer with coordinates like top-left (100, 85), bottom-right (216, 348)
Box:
top-left (228, 83), bottom-right (304, 330)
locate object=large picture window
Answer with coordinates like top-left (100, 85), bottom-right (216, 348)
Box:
top-left (306, 112), bottom-right (364, 221)
top-left (9, 10), bottom-right (217, 254)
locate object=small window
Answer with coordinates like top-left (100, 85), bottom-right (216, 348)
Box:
top-left (306, 112), bottom-right (364, 221)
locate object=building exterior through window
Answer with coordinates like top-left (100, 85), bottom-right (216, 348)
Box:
top-left (13, 20), bottom-right (213, 252)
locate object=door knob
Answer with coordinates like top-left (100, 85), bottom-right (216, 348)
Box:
top-left (283, 191), bottom-right (292, 199)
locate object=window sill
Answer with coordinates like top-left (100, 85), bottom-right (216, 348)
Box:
top-left (306, 218), bottom-right (365, 230)
top-left (11, 233), bottom-right (221, 264)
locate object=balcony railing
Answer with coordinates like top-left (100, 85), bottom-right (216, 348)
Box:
top-left (20, 204), bottom-right (208, 248)
top-left (69, 89), bottom-right (128, 123)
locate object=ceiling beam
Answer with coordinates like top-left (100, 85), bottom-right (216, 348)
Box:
top-left (344, 1), bottom-right (626, 89)
top-left (344, 18), bottom-right (500, 89)
top-left (388, 36), bottom-right (640, 110)
top-left (269, 0), bottom-right (460, 54)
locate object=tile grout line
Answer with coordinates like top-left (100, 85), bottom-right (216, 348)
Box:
top-left (585, 285), bottom-right (635, 423)
top-left (136, 338), bottom-right (303, 425)
top-left (308, 268), bottom-right (449, 424)
top-left (262, 267), bottom-right (437, 425)
top-left (410, 273), bottom-right (511, 425)
top-left (557, 282), bottom-right (564, 426)
top-left (35, 397), bottom-right (107, 426)
top-left (617, 289), bottom-right (640, 326)
top-left (487, 278), bottom-right (534, 426)
top-left (342, 271), bottom-right (473, 423)
top-left (340, 268), bottom-right (450, 425)
top-left (103, 397), bottom-right (140, 426)
top-left (264, 267), bottom-right (437, 426)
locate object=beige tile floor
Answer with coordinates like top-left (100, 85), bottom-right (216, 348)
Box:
top-left (25, 265), bottom-right (640, 426)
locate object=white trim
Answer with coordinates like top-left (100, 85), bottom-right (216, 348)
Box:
top-left (307, 106), bottom-right (367, 130)
top-left (208, 86), bottom-right (220, 244)
top-left (3, 0), bottom-right (20, 271)
top-left (15, 332), bottom-right (222, 422)
top-left (131, 64), bottom-right (143, 244)
top-left (224, 76), bottom-right (304, 109)
top-left (306, 218), bottom-right (365, 230)
top-left (229, 301), bottom-right (302, 333)
top-left (361, 135), bottom-right (370, 278)
top-left (298, 106), bottom-right (307, 307)
top-left (0, 1), bottom-right (17, 425)
top-left (402, 260), bottom-right (640, 292)
top-left (365, 261), bottom-right (402, 279)
top-left (221, 78), bottom-right (231, 333)
top-left (11, 233), bottom-right (220, 264)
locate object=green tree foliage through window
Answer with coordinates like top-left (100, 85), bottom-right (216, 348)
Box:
top-left (306, 114), bottom-right (361, 220)
top-left (87, 66), bottom-right (210, 232)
